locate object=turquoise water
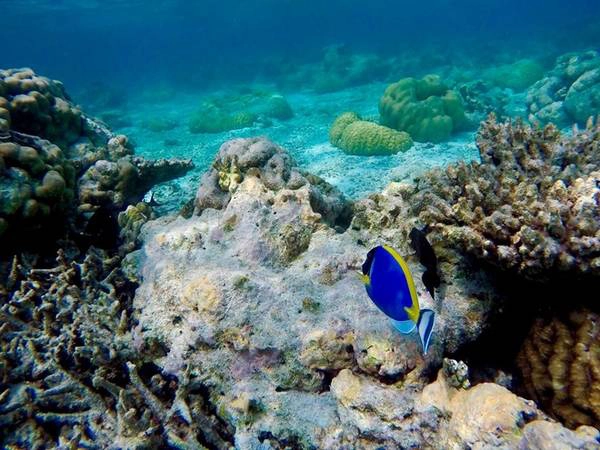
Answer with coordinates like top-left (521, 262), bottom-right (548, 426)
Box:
top-left (2, 1), bottom-right (599, 210)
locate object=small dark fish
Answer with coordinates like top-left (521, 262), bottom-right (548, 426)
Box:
top-left (409, 226), bottom-right (441, 300)
top-left (74, 206), bottom-right (120, 250)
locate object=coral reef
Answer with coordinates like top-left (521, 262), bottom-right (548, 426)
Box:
top-left (130, 136), bottom-right (561, 448)
top-left (188, 89), bottom-right (293, 134)
top-left (457, 80), bottom-right (508, 117)
top-left (78, 155), bottom-right (192, 212)
top-left (527, 50), bottom-right (600, 126)
top-left (484, 59), bottom-right (545, 91)
top-left (401, 115), bottom-right (600, 279)
top-left (0, 68), bottom-right (193, 244)
top-left (329, 112), bottom-right (413, 156)
top-left (379, 74), bottom-right (470, 143)
top-left (195, 137), bottom-right (352, 229)
top-left (419, 371), bottom-right (599, 449)
top-left (0, 248), bottom-right (233, 448)
top-left (517, 308), bottom-right (600, 429)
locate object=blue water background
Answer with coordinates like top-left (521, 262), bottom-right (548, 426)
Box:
top-left (2, 0), bottom-right (599, 90)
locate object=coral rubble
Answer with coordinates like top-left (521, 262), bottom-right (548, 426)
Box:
top-left (518, 308), bottom-right (600, 429)
top-left (403, 114), bottom-right (600, 279)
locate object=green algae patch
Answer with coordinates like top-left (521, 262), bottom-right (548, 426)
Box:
top-left (188, 89), bottom-right (293, 134)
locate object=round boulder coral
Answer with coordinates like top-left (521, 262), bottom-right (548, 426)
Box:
top-left (379, 74), bottom-right (469, 143)
top-left (329, 112), bottom-right (412, 156)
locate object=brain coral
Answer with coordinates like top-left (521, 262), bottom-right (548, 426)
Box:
top-left (379, 74), bottom-right (469, 143)
top-left (517, 308), bottom-right (600, 429)
top-left (329, 112), bottom-right (413, 156)
top-left (403, 114), bottom-right (600, 279)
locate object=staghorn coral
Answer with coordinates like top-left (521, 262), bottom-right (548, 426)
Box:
top-left (329, 112), bottom-right (413, 156)
top-left (0, 248), bottom-right (233, 448)
top-left (517, 308), bottom-right (600, 429)
top-left (404, 114), bottom-right (600, 279)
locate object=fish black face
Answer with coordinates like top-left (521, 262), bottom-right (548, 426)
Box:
top-left (409, 227), bottom-right (437, 270)
top-left (362, 247), bottom-right (377, 276)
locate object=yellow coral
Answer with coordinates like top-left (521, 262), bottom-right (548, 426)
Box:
top-left (517, 309), bottom-right (600, 429)
top-left (215, 156), bottom-right (243, 193)
top-left (329, 112), bottom-right (412, 156)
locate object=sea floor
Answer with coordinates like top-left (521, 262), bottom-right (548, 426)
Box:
top-left (83, 82), bottom-right (479, 213)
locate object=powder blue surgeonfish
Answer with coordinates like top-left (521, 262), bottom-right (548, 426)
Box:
top-left (360, 245), bottom-right (436, 354)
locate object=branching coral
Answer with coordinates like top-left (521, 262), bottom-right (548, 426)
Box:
top-left (517, 308), bottom-right (600, 429)
top-left (403, 115), bottom-right (600, 279)
top-left (0, 248), bottom-right (233, 448)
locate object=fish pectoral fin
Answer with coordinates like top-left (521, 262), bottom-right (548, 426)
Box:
top-left (389, 318), bottom-right (416, 334)
top-left (417, 309), bottom-right (436, 355)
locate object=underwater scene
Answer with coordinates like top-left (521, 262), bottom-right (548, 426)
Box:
top-left (1, 0), bottom-right (600, 448)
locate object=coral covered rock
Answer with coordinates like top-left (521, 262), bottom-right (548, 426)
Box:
top-left (527, 50), bottom-right (600, 126)
top-left (379, 74), bottom-right (469, 142)
top-left (419, 371), bottom-right (599, 449)
top-left (188, 89), bottom-right (293, 134)
top-left (131, 137), bottom-right (523, 448)
top-left (0, 68), bottom-right (193, 245)
top-left (329, 112), bottom-right (413, 156)
top-left (517, 308), bottom-right (600, 429)
top-left (484, 59), bottom-right (545, 91)
top-left (402, 115), bottom-right (600, 279)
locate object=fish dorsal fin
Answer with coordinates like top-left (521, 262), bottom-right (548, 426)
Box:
top-left (417, 309), bottom-right (436, 354)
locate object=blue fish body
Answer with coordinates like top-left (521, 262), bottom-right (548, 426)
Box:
top-left (361, 245), bottom-right (436, 354)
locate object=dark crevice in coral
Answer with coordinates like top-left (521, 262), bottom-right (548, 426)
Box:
top-left (258, 430), bottom-right (304, 450)
top-left (451, 258), bottom-right (599, 408)
top-left (189, 382), bottom-right (236, 447)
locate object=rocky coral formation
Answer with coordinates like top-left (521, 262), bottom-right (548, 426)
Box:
top-left (130, 136), bottom-right (562, 448)
top-left (188, 89), bottom-right (293, 134)
top-left (400, 115), bottom-right (600, 279)
top-left (329, 112), bottom-right (413, 156)
top-left (195, 136), bottom-right (352, 229)
top-left (0, 248), bottom-right (233, 448)
top-left (484, 58), bottom-right (545, 92)
top-left (419, 370), bottom-right (599, 449)
top-left (0, 68), bottom-right (193, 244)
top-left (527, 50), bottom-right (600, 126)
top-left (517, 308), bottom-right (600, 429)
top-left (379, 74), bottom-right (470, 143)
